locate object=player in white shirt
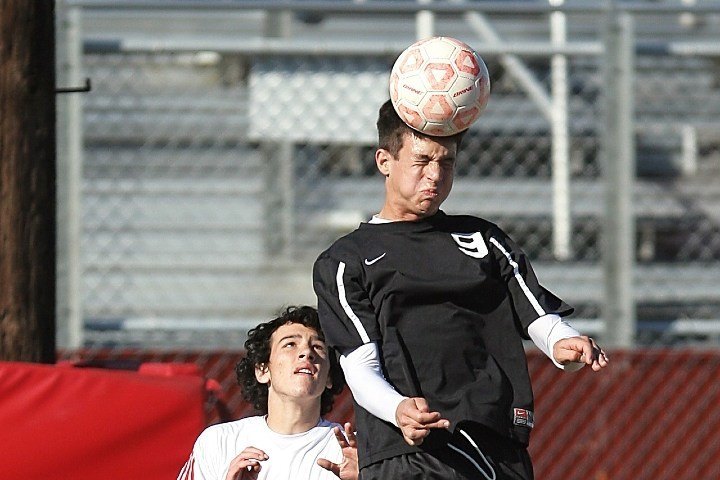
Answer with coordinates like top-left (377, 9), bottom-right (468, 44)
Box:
top-left (177, 306), bottom-right (358, 480)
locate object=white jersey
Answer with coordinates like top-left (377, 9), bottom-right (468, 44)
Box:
top-left (177, 416), bottom-right (343, 480)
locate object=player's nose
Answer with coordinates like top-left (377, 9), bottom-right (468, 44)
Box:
top-left (425, 162), bottom-right (442, 181)
top-left (298, 343), bottom-right (315, 360)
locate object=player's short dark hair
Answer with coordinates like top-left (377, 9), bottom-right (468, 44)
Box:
top-left (376, 99), bottom-right (466, 157)
top-left (235, 305), bottom-right (345, 416)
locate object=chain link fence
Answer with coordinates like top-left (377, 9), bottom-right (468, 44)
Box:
top-left (53, 2), bottom-right (720, 478)
top-left (58, 2), bottom-right (720, 349)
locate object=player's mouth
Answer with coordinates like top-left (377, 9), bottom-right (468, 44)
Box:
top-left (421, 188), bottom-right (439, 199)
top-left (294, 364), bottom-right (317, 376)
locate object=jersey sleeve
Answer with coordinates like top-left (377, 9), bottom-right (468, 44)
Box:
top-left (487, 228), bottom-right (574, 336)
top-left (313, 248), bottom-right (381, 350)
top-left (177, 428), bottom-right (223, 480)
top-left (340, 343), bottom-right (407, 425)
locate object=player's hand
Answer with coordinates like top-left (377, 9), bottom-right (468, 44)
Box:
top-left (224, 446), bottom-right (268, 480)
top-left (553, 336), bottom-right (609, 372)
top-left (317, 422), bottom-right (359, 480)
top-left (395, 397), bottom-right (450, 446)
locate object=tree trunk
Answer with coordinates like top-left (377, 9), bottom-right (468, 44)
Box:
top-left (0, 1), bottom-right (57, 362)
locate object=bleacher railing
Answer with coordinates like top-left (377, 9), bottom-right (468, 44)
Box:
top-left (56, 0), bottom-right (720, 351)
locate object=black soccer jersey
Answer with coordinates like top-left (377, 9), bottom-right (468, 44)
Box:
top-left (312, 211), bottom-right (573, 467)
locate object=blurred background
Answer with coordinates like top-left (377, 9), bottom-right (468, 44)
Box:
top-left (55, 0), bottom-right (720, 351)
top-left (49, 1), bottom-right (720, 478)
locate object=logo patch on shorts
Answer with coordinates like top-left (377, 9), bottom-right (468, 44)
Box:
top-left (513, 408), bottom-right (534, 428)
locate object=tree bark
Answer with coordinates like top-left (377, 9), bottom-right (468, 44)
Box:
top-left (0, 1), bottom-right (57, 362)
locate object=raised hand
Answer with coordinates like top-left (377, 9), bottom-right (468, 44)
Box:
top-left (395, 397), bottom-right (450, 446)
top-left (317, 422), bottom-right (359, 480)
top-left (224, 446), bottom-right (268, 480)
top-left (553, 336), bottom-right (609, 371)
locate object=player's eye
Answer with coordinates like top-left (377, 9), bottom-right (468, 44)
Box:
top-left (440, 158), bottom-right (456, 169)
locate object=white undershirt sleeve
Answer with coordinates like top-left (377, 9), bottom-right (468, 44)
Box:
top-left (340, 342), bottom-right (408, 426)
top-left (528, 313), bottom-right (585, 371)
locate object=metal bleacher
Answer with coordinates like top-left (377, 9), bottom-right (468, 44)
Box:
top-left (66, 3), bottom-right (720, 347)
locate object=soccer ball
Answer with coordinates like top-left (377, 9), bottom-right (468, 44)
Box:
top-left (389, 36), bottom-right (490, 136)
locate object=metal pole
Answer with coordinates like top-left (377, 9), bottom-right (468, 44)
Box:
top-left (680, 124), bottom-right (697, 176)
top-left (416, 0), bottom-right (435, 39)
top-left (261, 6), bottom-right (294, 259)
top-left (263, 8), bottom-right (292, 37)
top-left (601, 7), bottom-right (636, 347)
top-left (279, 142), bottom-right (295, 259)
top-left (550, 0), bottom-right (572, 260)
top-left (64, 0), bottom-right (720, 15)
top-left (62, 5), bottom-right (84, 349)
top-left (463, 12), bottom-right (553, 120)
top-left (262, 142), bottom-right (294, 258)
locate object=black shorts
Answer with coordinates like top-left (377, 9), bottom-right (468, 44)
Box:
top-left (360, 424), bottom-right (533, 480)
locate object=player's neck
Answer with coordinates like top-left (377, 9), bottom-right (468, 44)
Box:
top-left (265, 395), bottom-right (322, 435)
top-left (378, 205), bottom-right (436, 222)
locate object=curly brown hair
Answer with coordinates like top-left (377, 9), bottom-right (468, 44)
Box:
top-left (235, 305), bottom-right (345, 415)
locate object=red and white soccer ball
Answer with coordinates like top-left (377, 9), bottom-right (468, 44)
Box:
top-left (389, 36), bottom-right (490, 136)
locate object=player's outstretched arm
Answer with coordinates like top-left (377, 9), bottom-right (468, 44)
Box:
top-left (395, 397), bottom-right (451, 446)
top-left (553, 336), bottom-right (609, 372)
top-left (317, 422), bottom-right (359, 480)
top-left (224, 447), bottom-right (268, 480)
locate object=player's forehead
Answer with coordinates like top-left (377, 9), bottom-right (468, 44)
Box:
top-left (400, 131), bottom-right (456, 159)
top-left (269, 322), bottom-right (323, 346)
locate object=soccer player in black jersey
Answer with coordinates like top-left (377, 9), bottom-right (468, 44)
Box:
top-left (313, 100), bottom-right (609, 480)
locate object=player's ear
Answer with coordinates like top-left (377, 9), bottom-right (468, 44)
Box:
top-left (255, 363), bottom-right (270, 384)
top-left (375, 148), bottom-right (393, 177)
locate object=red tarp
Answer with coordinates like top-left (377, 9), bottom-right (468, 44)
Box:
top-left (0, 361), bottom-right (206, 480)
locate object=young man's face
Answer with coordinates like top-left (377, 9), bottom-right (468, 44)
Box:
top-left (376, 132), bottom-right (457, 221)
top-left (256, 322), bottom-right (332, 403)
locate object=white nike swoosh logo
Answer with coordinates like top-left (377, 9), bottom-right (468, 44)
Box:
top-left (364, 253), bottom-right (387, 265)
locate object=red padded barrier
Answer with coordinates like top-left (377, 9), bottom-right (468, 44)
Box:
top-left (55, 349), bottom-right (720, 479)
top-left (0, 361), bottom-right (206, 480)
